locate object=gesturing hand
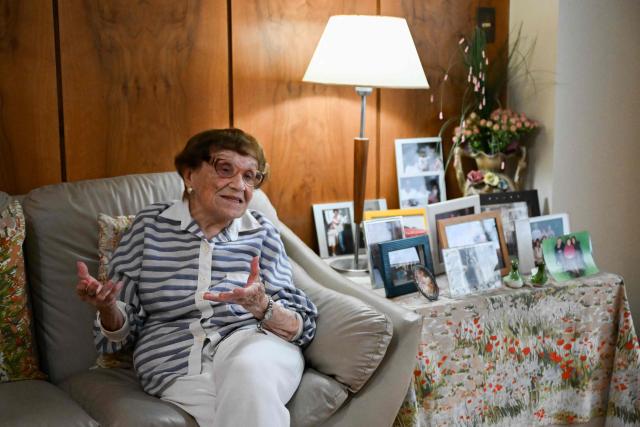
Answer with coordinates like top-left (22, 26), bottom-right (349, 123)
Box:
top-left (76, 261), bottom-right (123, 310)
top-left (203, 257), bottom-right (268, 318)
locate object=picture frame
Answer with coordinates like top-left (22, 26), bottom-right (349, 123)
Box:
top-left (437, 210), bottom-right (510, 276)
top-left (312, 199), bottom-right (389, 258)
top-left (378, 235), bottom-right (436, 298)
top-left (479, 190), bottom-right (541, 217)
top-left (398, 174), bottom-right (446, 208)
top-left (364, 208), bottom-right (427, 238)
top-left (312, 201), bottom-right (356, 258)
top-left (426, 195), bottom-right (481, 274)
top-left (414, 264), bottom-right (439, 301)
top-left (395, 137), bottom-right (447, 209)
top-left (480, 190), bottom-right (541, 259)
top-left (364, 198), bottom-right (388, 212)
top-left (515, 213), bottom-right (571, 274)
top-left (362, 217), bottom-right (405, 289)
top-left (541, 230), bottom-right (599, 282)
top-left (395, 137), bottom-right (444, 175)
top-left (443, 242), bottom-right (503, 298)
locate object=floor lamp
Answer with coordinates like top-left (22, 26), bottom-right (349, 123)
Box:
top-left (303, 15), bottom-right (429, 273)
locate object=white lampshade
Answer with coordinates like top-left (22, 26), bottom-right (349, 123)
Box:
top-left (303, 15), bottom-right (428, 89)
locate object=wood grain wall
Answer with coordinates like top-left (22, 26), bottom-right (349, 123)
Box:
top-left (58, 0), bottom-right (229, 181)
top-left (0, 0), bottom-right (60, 194)
top-left (0, 0), bottom-right (509, 249)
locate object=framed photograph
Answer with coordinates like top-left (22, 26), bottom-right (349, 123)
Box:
top-left (378, 235), bottom-right (436, 298)
top-left (414, 264), bottom-right (439, 301)
top-left (395, 137), bottom-right (444, 175)
top-left (443, 242), bottom-right (502, 298)
top-left (364, 198), bottom-right (388, 212)
top-left (437, 211), bottom-right (510, 276)
top-left (480, 190), bottom-right (541, 259)
top-left (312, 202), bottom-right (356, 258)
top-left (313, 199), bottom-right (385, 257)
top-left (398, 174), bottom-right (446, 208)
top-left (515, 213), bottom-right (571, 274)
top-left (363, 217), bottom-right (405, 289)
top-left (426, 195), bottom-right (481, 274)
top-left (364, 208), bottom-right (427, 238)
top-left (541, 230), bottom-right (599, 282)
top-left (479, 190), bottom-right (541, 217)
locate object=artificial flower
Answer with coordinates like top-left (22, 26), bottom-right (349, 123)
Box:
top-left (467, 170), bottom-right (485, 184)
top-left (483, 172), bottom-right (499, 187)
top-left (497, 178), bottom-right (509, 191)
top-left (452, 108), bottom-right (538, 155)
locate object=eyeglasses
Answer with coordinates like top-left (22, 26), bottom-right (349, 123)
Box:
top-left (207, 157), bottom-right (265, 188)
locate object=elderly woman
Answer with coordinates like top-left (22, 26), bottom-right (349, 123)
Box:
top-left (75, 128), bottom-right (318, 427)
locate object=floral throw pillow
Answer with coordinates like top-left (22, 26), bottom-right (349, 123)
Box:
top-left (0, 199), bottom-right (46, 382)
top-left (96, 213), bottom-right (135, 369)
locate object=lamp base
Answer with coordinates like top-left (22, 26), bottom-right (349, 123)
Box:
top-left (329, 257), bottom-right (368, 274)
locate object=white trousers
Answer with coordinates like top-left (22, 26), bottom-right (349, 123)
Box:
top-left (161, 328), bottom-right (304, 427)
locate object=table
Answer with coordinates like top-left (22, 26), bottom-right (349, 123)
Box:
top-left (341, 266), bottom-right (640, 426)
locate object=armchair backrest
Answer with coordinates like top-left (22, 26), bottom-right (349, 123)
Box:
top-left (22, 171), bottom-right (279, 383)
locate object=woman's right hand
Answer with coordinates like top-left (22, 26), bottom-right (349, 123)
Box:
top-left (76, 261), bottom-right (125, 331)
top-left (75, 261), bottom-right (123, 309)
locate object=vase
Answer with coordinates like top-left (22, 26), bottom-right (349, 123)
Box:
top-left (471, 151), bottom-right (507, 171)
top-left (454, 146), bottom-right (528, 196)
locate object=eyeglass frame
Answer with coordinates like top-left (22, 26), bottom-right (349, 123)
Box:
top-left (205, 155), bottom-right (267, 188)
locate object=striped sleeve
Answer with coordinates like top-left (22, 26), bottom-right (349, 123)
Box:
top-left (259, 221), bottom-right (317, 347)
top-left (93, 209), bottom-right (149, 354)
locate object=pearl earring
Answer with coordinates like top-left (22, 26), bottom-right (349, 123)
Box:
top-left (187, 187), bottom-right (194, 195)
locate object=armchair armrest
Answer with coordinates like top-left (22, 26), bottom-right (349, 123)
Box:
top-left (280, 224), bottom-right (423, 427)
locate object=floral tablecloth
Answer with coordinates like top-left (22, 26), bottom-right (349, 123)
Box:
top-left (392, 272), bottom-right (640, 426)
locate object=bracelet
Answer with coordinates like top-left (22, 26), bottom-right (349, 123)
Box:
top-left (256, 295), bottom-right (274, 334)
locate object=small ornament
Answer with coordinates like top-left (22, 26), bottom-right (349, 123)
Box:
top-left (504, 259), bottom-right (524, 288)
top-left (530, 261), bottom-right (548, 287)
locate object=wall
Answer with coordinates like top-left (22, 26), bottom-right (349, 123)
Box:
top-left (508, 0), bottom-right (558, 214)
top-left (0, 0), bottom-right (509, 249)
top-left (510, 0), bottom-right (640, 324)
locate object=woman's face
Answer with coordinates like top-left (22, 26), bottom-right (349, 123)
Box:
top-left (556, 238), bottom-right (562, 247)
top-left (184, 149), bottom-right (259, 223)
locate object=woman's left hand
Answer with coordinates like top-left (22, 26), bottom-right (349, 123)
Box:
top-left (203, 256), bottom-right (268, 318)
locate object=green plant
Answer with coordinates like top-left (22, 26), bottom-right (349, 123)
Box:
top-left (436, 25), bottom-right (539, 169)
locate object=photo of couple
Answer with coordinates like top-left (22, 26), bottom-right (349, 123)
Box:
top-left (530, 218), bottom-right (567, 266)
top-left (324, 208), bottom-right (353, 257)
top-left (541, 231), bottom-right (599, 282)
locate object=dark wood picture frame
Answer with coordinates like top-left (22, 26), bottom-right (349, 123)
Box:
top-left (437, 211), bottom-right (510, 276)
top-left (378, 235), bottom-right (435, 298)
top-left (479, 190), bottom-right (541, 217)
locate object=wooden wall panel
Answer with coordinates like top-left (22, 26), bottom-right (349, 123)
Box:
top-left (58, 0), bottom-right (229, 181)
top-left (0, 0), bottom-right (60, 194)
top-left (379, 0), bottom-right (510, 207)
top-left (232, 0), bottom-right (378, 247)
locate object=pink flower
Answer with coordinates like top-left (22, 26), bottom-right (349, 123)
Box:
top-left (467, 170), bottom-right (485, 184)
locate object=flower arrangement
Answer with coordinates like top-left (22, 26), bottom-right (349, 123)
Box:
top-left (454, 109), bottom-right (538, 155)
top-left (435, 25), bottom-right (539, 169)
top-left (466, 170), bottom-right (510, 190)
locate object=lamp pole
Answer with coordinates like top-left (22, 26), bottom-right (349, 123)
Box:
top-left (332, 86), bottom-right (372, 273)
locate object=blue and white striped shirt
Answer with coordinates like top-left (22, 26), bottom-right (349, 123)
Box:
top-left (93, 199), bottom-right (317, 396)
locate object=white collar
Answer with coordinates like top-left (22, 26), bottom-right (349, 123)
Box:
top-left (159, 198), bottom-right (262, 241)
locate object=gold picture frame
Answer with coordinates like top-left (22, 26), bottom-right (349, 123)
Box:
top-left (363, 208), bottom-right (427, 238)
